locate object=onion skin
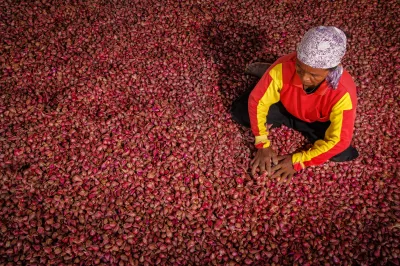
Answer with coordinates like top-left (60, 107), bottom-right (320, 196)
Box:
top-left (0, 0), bottom-right (399, 265)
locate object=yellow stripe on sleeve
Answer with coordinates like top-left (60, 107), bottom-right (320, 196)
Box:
top-left (292, 92), bottom-right (353, 166)
top-left (255, 64), bottom-right (283, 147)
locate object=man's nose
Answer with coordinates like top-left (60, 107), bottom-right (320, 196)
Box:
top-left (300, 73), bottom-right (312, 84)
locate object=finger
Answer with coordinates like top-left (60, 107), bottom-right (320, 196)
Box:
top-left (272, 153), bottom-right (278, 165)
top-left (251, 159), bottom-right (260, 176)
top-left (260, 158), bottom-right (266, 173)
top-left (250, 158), bottom-right (254, 165)
top-left (250, 156), bottom-right (256, 165)
top-left (271, 169), bottom-right (284, 179)
top-left (250, 151), bottom-right (260, 165)
top-left (279, 172), bottom-right (289, 184)
top-left (266, 157), bottom-right (271, 176)
top-left (277, 155), bottom-right (286, 162)
top-left (271, 163), bottom-right (282, 173)
top-left (286, 175), bottom-right (293, 186)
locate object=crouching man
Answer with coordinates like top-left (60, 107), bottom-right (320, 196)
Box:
top-left (231, 26), bottom-right (359, 184)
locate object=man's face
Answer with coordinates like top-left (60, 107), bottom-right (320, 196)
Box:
top-left (295, 59), bottom-right (330, 90)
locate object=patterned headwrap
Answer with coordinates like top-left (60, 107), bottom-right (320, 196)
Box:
top-left (297, 26), bottom-right (347, 89)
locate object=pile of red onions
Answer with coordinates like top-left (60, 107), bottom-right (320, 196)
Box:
top-left (0, 0), bottom-right (399, 265)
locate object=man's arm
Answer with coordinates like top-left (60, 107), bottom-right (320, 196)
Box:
top-left (248, 64), bottom-right (283, 148)
top-left (248, 64), bottom-right (283, 175)
top-left (291, 92), bottom-right (356, 171)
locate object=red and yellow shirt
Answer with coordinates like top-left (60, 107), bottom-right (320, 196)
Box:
top-left (248, 52), bottom-right (357, 171)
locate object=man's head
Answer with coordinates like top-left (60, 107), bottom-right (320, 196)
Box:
top-left (295, 59), bottom-right (332, 90)
top-left (296, 26), bottom-right (347, 90)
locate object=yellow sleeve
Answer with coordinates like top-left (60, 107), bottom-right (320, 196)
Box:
top-left (248, 64), bottom-right (283, 148)
top-left (292, 92), bottom-right (355, 170)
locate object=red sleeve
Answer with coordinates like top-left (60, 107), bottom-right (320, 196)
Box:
top-left (248, 64), bottom-right (283, 149)
top-left (292, 92), bottom-right (356, 171)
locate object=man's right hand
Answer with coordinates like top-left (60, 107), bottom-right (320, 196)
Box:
top-left (251, 147), bottom-right (278, 176)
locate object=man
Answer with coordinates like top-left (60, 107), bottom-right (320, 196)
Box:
top-left (231, 26), bottom-right (359, 184)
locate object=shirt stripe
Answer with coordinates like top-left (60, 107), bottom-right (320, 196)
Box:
top-left (292, 92), bottom-right (354, 170)
top-left (249, 64), bottom-right (283, 148)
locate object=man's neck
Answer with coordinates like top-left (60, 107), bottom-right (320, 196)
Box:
top-left (303, 80), bottom-right (324, 94)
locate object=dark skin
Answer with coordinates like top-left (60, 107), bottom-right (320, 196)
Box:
top-left (295, 59), bottom-right (331, 90)
top-left (251, 58), bottom-right (331, 184)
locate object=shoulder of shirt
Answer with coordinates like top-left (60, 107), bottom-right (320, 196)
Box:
top-left (332, 69), bottom-right (358, 107)
top-left (267, 52), bottom-right (296, 75)
top-left (272, 52), bottom-right (297, 66)
top-left (337, 69), bottom-right (357, 95)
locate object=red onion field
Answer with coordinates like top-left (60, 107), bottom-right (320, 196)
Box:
top-left (0, 0), bottom-right (399, 265)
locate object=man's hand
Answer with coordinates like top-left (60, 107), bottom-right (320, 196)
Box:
top-left (271, 155), bottom-right (296, 185)
top-left (251, 147), bottom-right (278, 176)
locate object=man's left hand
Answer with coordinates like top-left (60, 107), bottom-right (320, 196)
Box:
top-left (271, 154), bottom-right (296, 185)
